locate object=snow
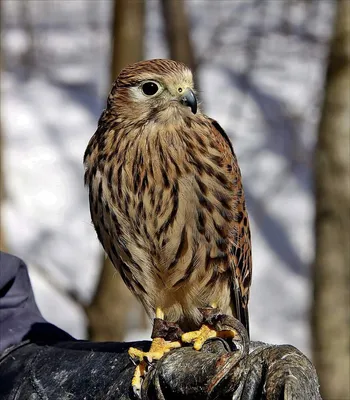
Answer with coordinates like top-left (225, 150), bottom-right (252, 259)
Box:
top-left (1, 0), bottom-right (335, 355)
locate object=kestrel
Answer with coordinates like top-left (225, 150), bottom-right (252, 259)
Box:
top-left (84, 59), bottom-right (252, 391)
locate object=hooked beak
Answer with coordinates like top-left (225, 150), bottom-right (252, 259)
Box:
top-left (179, 88), bottom-right (197, 114)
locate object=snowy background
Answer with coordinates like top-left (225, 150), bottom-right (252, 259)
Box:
top-left (1, 0), bottom-right (335, 355)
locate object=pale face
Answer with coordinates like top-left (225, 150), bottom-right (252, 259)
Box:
top-left (113, 68), bottom-right (198, 122)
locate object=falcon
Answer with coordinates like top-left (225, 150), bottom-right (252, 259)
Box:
top-left (84, 59), bottom-right (252, 391)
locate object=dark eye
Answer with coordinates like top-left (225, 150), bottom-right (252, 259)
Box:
top-left (142, 82), bottom-right (159, 96)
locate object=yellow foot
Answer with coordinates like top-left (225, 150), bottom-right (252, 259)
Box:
top-left (129, 337), bottom-right (181, 363)
top-left (128, 337), bottom-right (181, 394)
top-left (181, 324), bottom-right (237, 350)
top-left (130, 362), bottom-right (146, 392)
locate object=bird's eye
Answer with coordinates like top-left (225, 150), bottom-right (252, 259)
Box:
top-left (141, 81), bottom-right (159, 96)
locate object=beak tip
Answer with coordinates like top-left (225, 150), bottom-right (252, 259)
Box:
top-left (180, 88), bottom-right (198, 114)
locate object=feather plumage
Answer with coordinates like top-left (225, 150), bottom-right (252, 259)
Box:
top-left (84, 59), bottom-right (252, 334)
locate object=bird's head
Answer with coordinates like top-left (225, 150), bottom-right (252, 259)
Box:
top-left (107, 59), bottom-right (198, 123)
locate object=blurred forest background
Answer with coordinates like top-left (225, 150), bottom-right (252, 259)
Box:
top-left (0, 1), bottom-right (348, 398)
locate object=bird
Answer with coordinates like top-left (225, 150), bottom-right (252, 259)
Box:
top-left (84, 59), bottom-right (252, 391)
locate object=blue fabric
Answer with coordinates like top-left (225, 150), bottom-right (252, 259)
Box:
top-left (0, 251), bottom-right (73, 353)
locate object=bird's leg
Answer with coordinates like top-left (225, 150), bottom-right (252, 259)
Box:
top-left (181, 305), bottom-right (238, 350)
top-left (129, 308), bottom-right (182, 362)
top-left (128, 307), bottom-right (183, 394)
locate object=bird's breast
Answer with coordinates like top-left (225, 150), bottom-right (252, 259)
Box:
top-left (112, 123), bottom-right (236, 273)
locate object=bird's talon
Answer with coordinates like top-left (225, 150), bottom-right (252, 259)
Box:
top-left (182, 324), bottom-right (238, 350)
top-left (132, 385), bottom-right (141, 400)
top-left (129, 356), bottom-right (138, 366)
top-left (143, 355), bottom-right (153, 366)
top-left (129, 337), bottom-right (181, 395)
top-left (128, 346), bottom-right (146, 362)
top-left (131, 362), bottom-right (146, 398)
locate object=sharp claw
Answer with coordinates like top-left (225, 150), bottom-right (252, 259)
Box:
top-left (130, 336), bottom-right (182, 396)
top-left (132, 384), bottom-right (142, 399)
top-left (182, 324), bottom-right (237, 351)
top-left (129, 356), bottom-right (138, 366)
top-left (143, 356), bottom-right (153, 366)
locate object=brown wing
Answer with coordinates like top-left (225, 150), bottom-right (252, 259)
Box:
top-left (208, 117), bottom-right (252, 335)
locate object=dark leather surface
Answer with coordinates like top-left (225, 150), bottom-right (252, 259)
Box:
top-left (0, 337), bottom-right (322, 400)
top-left (0, 339), bottom-right (150, 400)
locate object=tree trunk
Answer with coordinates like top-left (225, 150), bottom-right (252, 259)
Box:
top-left (312, 1), bottom-right (350, 399)
top-left (86, 0), bottom-right (147, 342)
top-left (86, 254), bottom-right (144, 341)
top-left (110, 0), bottom-right (145, 80)
top-left (160, 0), bottom-right (196, 75)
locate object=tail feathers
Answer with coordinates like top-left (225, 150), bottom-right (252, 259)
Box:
top-left (239, 304), bottom-right (250, 338)
top-left (231, 286), bottom-right (250, 338)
